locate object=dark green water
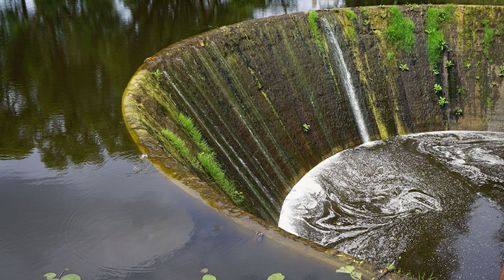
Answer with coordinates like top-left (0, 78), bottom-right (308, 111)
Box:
top-left (1, 0), bottom-right (504, 279)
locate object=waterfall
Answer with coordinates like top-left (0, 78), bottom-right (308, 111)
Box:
top-left (321, 18), bottom-right (370, 143)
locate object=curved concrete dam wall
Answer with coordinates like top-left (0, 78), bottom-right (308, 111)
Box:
top-left (123, 5), bottom-right (504, 224)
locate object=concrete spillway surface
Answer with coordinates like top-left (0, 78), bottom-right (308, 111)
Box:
top-left (279, 131), bottom-right (504, 278)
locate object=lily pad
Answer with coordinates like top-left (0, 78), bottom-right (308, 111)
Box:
top-left (267, 273), bottom-right (285, 280)
top-left (202, 274), bottom-right (217, 280)
top-left (43, 272), bottom-right (57, 280)
top-left (60, 274), bottom-right (81, 280)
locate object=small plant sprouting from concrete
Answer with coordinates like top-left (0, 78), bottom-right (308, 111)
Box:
top-left (432, 68), bottom-right (440, 76)
top-left (425, 6), bottom-right (454, 66)
top-left (499, 65), bottom-right (504, 77)
top-left (454, 108), bottom-right (464, 116)
top-left (151, 69), bottom-right (162, 81)
top-left (386, 7), bottom-right (416, 54)
top-left (308, 11), bottom-right (323, 51)
top-left (434, 83), bottom-right (443, 93)
top-left (445, 60), bottom-right (454, 69)
top-left (399, 63), bottom-right (409, 71)
top-left (438, 96), bottom-right (448, 107)
top-left (302, 123), bottom-right (311, 133)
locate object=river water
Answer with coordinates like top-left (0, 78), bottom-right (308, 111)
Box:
top-left (280, 131), bottom-right (504, 279)
top-left (1, 0), bottom-right (504, 279)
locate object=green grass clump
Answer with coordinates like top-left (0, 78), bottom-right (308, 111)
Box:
top-left (386, 7), bottom-right (416, 53)
top-left (162, 129), bottom-right (195, 165)
top-left (197, 152), bottom-right (244, 204)
top-left (425, 6), bottom-right (454, 66)
top-left (175, 112), bottom-right (245, 205)
top-left (308, 11), bottom-right (323, 50)
top-left (177, 113), bottom-right (211, 154)
top-left (482, 20), bottom-right (495, 57)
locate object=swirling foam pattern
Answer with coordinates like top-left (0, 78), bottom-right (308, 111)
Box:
top-left (279, 131), bottom-right (504, 267)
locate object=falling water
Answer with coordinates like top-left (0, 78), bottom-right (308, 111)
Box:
top-left (321, 18), bottom-right (370, 143)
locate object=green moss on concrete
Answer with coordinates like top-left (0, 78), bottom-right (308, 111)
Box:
top-left (308, 11), bottom-right (324, 51)
top-left (345, 9), bottom-right (357, 21)
top-left (340, 9), bottom-right (357, 42)
top-left (483, 20), bottom-right (495, 57)
top-left (386, 7), bottom-right (416, 54)
top-left (425, 6), bottom-right (455, 66)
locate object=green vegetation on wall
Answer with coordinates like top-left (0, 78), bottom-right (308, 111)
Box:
top-left (482, 20), bottom-right (495, 57)
top-left (425, 6), bottom-right (455, 66)
top-left (308, 11), bottom-right (323, 51)
top-left (162, 129), bottom-right (198, 167)
top-left (342, 9), bottom-right (357, 41)
top-left (162, 113), bottom-right (245, 205)
top-left (386, 7), bottom-right (416, 54)
top-left (177, 113), bottom-right (212, 154)
top-left (197, 152), bottom-right (245, 204)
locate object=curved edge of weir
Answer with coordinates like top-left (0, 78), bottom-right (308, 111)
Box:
top-left (123, 4), bottom-right (504, 279)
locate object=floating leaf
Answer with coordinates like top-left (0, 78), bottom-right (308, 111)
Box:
top-left (267, 273), bottom-right (285, 280)
top-left (202, 274), bottom-right (217, 280)
top-left (60, 274), bottom-right (81, 280)
top-left (43, 272), bottom-right (57, 280)
top-left (336, 265), bottom-right (355, 274)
